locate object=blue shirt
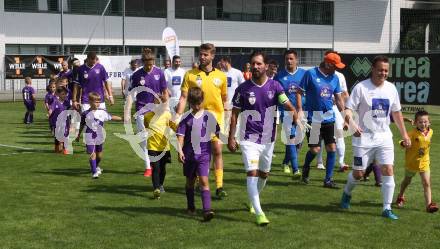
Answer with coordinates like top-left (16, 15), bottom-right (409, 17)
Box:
top-left (300, 67), bottom-right (341, 123)
top-left (275, 67), bottom-right (306, 110)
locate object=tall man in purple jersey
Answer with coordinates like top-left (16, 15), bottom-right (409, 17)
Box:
top-left (128, 48), bottom-right (168, 177)
top-left (228, 51), bottom-right (299, 226)
top-left (72, 52), bottom-right (114, 112)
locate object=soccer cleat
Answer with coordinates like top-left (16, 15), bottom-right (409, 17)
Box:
top-left (187, 208), bottom-right (196, 215)
top-left (395, 195), bottom-right (405, 208)
top-left (283, 164), bottom-right (291, 174)
top-left (292, 170), bottom-right (302, 180)
top-left (97, 167), bottom-right (103, 176)
top-left (216, 188), bottom-right (228, 198)
top-left (317, 163), bottom-right (326, 170)
top-left (256, 213), bottom-right (270, 226)
top-left (203, 210), bottom-right (215, 221)
top-left (143, 168), bottom-right (152, 177)
top-left (338, 164), bottom-right (349, 172)
top-left (62, 149), bottom-right (69, 155)
top-left (375, 182), bottom-right (382, 187)
top-left (92, 172), bottom-right (99, 179)
top-left (301, 177), bottom-right (310, 184)
top-left (249, 203), bottom-right (255, 214)
top-left (153, 189), bottom-right (161, 199)
top-left (427, 202), bottom-right (439, 213)
top-left (159, 185), bottom-right (165, 193)
top-left (382, 209), bottom-right (398, 220)
top-left (362, 176), bottom-right (370, 182)
top-left (340, 192), bottom-right (352, 209)
top-left (323, 180), bottom-right (338, 189)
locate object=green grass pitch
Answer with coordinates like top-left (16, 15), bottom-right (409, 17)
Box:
top-left (0, 98), bottom-right (439, 249)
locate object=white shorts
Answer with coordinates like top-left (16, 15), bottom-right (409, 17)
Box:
top-left (352, 145), bottom-right (394, 171)
top-left (333, 105), bottom-right (344, 130)
top-left (240, 141), bottom-right (275, 173)
top-left (81, 102), bottom-right (106, 112)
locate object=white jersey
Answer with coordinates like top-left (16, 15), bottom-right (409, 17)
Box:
top-left (164, 67), bottom-right (186, 99)
top-left (123, 67), bottom-right (136, 89)
top-left (225, 67), bottom-right (245, 106)
top-left (335, 71), bottom-right (348, 93)
top-left (346, 78), bottom-right (401, 148)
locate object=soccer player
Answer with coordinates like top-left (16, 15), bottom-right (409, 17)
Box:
top-left (299, 52), bottom-right (346, 188)
top-left (129, 48), bottom-right (168, 177)
top-left (315, 69), bottom-right (350, 172)
top-left (267, 59), bottom-right (278, 79)
top-left (340, 55), bottom-right (411, 220)
top-left (175, 43), bottom-right (228, 198)
top-left (228, 51), bottom-right (299, 226)
top-left (164, 55), bottom-right (186, 112)
top-left (77, 92), bottom-right (122, 178)
top-left (72, 52), bottom-right (114, 112)
top-left (22, 77), bottom-right (36, 124)
top-left (144, 94), bottom-right (175, 199)
top-left (49, 86), bottom-right (69, 154)
top-left (220, 56), bottom-right (245, 135)
top-left (396, 111), bottom-right (438, 213)
top-left (121, 59), bottom-right (138, 98)
top-left (163, 59), bottom-right (171, 70)
top-left (177, 87), bottom-right (219, 221)
top-left (275, 49), bottom-right (306, 177)
top-left (57, 61), bottom-right (74, 92)
top-left (44, 82), bottom-right (56, 116)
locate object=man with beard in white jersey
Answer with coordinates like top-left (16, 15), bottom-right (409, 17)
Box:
top-left (340, 55), bottom-right (411, 220)
top-left (164, 55), bottom-right (186, 113)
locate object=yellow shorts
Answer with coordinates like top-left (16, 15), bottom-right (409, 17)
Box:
top-left (405, 168), bottom-right (430, 177)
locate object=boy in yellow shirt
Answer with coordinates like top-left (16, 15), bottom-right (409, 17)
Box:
top-left (396, 111), bottom-right (438, 213)
top-left (144, 97), bottom-right (177, 199)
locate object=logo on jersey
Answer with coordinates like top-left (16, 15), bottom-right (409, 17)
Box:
top-left (371, 98), bottom-right (390, 118)
top-left (234, 92), bottom-right (241, 105)
top-left (140, 77), bottom-right (145, 86)
top-left (84, 71), bottom-right (88, 79)
top-left (288, 84), bottom-right (298, 94)
top-left (172, 76), bottom-right (181, 85)
top-left (227, 77), bottom-right (232, 87)
top-left (351, 57), bottom-right (372, 77)
top-left (196, 75), bottom-right (202, 86)
top-left (154, 74), bottom-right (160, 81)
top-left (267, 90), bottom-right (274, 99)
top-left (248, 92), bottom-right (256, 105)
top-left (320, 86), bottom-right (332, 98)
top-left (95, 69), bottom-right (100, 74)
top-left (213, 78), bottom-right (221, 87)
top-left (316, 78), bottom-right (321, 83)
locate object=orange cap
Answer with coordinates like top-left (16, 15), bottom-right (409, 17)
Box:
top-left (324, 53), bottom-right (345, 69)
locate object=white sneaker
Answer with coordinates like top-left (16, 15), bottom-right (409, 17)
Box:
top-left (317, 163), bottom-right (326, 170)
top-left (92, 172), bottom-right (99, 179)
top-left (97, 167), bottom-right (103, 176)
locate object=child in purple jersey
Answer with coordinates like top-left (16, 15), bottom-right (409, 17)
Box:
top-left (77, 92), bottom-right (122, 179)
top-left (22, 77), bottom-right (36, 124)
top-left (44, 82), bottom-right (56, 116)
top-left (177, 87), bottom-right (219, 221)
top-left (49, 86), bottom-right (70, 154)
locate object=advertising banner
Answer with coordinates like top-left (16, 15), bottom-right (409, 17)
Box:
top-left (5, 55), bottom-right (70, 79)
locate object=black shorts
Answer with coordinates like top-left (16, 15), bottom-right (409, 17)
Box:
top-left (148, 150), bottom-right (172, 166)
top-left (306, 122), bottom-right (336, 147)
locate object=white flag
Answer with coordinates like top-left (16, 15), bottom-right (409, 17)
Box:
top-left (162, 27), bottom-right (180, 59)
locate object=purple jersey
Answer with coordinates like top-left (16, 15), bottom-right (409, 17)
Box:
top-left (232, 79), bottom-right (286, 144)
top-left (176, 110), bottom-right (220, 160)
top-left (45, 92), bottom-right (55, 106)
top-left (57, 69), bottom-right (75, 98)
top-left (49, 97), bottom-right (68, 133)
top-left (81, 109), bottom-right (112, 144)
top-left (22, 86), bottom-right (35, 105)
top-left (129, 66), bottom-right (167, 112)
top-left (74, 63), bottom-right (109, 104)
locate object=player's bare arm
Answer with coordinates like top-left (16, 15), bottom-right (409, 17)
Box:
top-left (227, 108), bottom-right (240, 152)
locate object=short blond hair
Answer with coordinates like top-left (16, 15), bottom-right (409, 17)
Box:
top-left (88, 92), bottom-right (101, 102)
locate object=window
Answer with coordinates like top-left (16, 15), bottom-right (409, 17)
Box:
top-left (5, 0), bottom-right (38, 12)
